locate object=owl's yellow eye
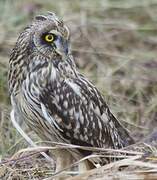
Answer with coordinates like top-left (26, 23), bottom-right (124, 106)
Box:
top-left (44, 34), bottom-right (55, 42)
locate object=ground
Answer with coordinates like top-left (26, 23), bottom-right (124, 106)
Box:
top-left (0, 0), bottom-right (157, 179)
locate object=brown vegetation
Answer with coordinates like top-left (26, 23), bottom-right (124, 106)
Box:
top-left (0, 0), bottom-right (157, 179)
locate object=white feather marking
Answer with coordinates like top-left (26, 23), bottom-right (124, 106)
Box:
top-left (101, 113), bottom-right (108, 123)
top-left (79, 108), bottom-right (84, 124)
top-left (65, 79), bottom-right (81, 97)
top-left (10, 109), bottom-right (53, 162)
top-left (94, 106), bottom-right (100, 115)
top-left (75, 112), bottom-right (80, 121)
top-left (11, 109), bottom-right (35, 147)
top-left (98, 120), bottom-right (102, 130)
top-left (41, 103), bottom-right (63, 132)
top-left (50, 65), bottom-right (57, 80)
top-left (63, 100), bottom-right (68, 109)
top-left (55, 95), bottom-right (60, 102)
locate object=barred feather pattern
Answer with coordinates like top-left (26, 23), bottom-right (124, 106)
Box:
top-left (8, 12), bottom-right (134, 165)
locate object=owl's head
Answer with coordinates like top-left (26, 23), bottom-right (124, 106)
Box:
top-left (17, 12), bottom-right (70, 60)
top-left (9, 12), bottom-right (72, 95)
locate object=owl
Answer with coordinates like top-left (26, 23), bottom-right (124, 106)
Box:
top-left (8, 12), bottom-right (134, 174)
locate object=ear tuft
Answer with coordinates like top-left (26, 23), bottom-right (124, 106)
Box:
top-left (47, 12), bottom-right (56, 16)
top-left (35, 15), bottom-right (47, 21)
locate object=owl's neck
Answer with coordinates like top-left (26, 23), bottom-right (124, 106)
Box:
top-left (52, 56), bottom-right (78, 78)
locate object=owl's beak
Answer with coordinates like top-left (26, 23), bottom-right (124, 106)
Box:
top-left (54, 36), bottom-right (69, 58)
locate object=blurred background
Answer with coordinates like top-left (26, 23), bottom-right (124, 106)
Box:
top-left (0, 0), bottom-right (157, 164)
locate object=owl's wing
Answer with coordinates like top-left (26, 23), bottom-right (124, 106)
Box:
top-left (39, 75), bottom-right (134, 155)
top-left (77, 74), bottom-right (134, 146)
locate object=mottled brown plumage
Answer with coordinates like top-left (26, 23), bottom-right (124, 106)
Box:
top-left (8, 12), bottom-right (134, 171)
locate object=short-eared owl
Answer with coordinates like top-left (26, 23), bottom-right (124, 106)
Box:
top-left (8, 12), bottom-right (134, 172)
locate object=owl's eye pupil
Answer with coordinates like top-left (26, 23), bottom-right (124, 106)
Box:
top-left (48, 35), bottom-right (52, 40)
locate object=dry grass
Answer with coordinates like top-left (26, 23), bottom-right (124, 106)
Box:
top-left (0, 0), bottom-right (157, 179)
